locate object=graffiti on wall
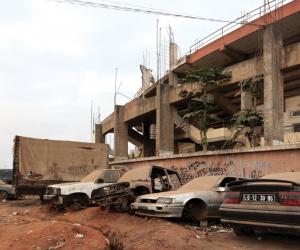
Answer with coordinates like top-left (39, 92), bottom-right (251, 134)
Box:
top-left (171, 157), bottom-right (272, 183)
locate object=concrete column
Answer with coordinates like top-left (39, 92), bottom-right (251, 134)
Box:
top-left (140, 65), bottom-right (153, 87)
top-left (241, 90), bottom-right (253, 110)
top-left (142, 123), bottom-right (155, 157)
top-left (263, 25), bottom-right (284, 145)
top-left (114, 105), bottom-right (128, 160)
top-left (156, 84), bottom-right (174, 156)
top-left (169, 42), bottom-right (179, 86)
top-left (95, 124), bottom-right (105, 143)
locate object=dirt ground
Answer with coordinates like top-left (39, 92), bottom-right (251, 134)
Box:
top-left (0, 198), bottom-right (299, 250)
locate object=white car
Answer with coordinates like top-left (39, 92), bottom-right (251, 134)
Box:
top-left (43, 169), bottom-right (123, 210)
top-left (131, 175), bottom-right (245, 222)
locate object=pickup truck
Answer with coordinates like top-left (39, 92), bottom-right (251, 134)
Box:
top-left (43, 169), bottom-right (123, 210)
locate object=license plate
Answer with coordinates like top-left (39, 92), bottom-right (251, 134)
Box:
top-left (242, 193), bottom-right (276, 203)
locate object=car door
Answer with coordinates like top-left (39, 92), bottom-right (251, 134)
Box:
top-left (208, 177), bottom-right (239, 217)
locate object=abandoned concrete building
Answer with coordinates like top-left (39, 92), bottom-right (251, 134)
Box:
top-left (95, 0), bottom-right (300, 168)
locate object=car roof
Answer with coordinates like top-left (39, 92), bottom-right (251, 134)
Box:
top-left (261, 172), bottom-right (300, 184)
top-left (118, 166), bottom-right (151, 182)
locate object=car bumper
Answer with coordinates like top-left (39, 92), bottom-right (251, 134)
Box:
top-left (220, 204), bottom-right (300, 234)
top-left (131, 202), bottom-right (183, 218)
top-left (43, 195), bottom-right (64, 205)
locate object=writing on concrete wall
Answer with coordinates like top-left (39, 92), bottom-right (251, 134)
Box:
top-left (171, 159), bottom-right (234, 183)
top-left (171, 157), bottom-right (271, 183)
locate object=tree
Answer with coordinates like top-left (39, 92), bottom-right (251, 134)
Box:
top-left (179, 68), bottom-right (231, 151)
top-left (230, 76), bottom-right (264, 147)
top-left (231, 109), bottom-right (263, 147)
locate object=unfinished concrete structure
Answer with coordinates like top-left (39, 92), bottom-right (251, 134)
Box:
top-left (96, 0), bottom-right (300, 160)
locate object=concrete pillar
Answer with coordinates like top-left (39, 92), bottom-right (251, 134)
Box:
top-left (263, 25), bottom-right (284, 145)
top-left (156, 84), bottom-right (174, 156)
top-left (142, 123), bottom-right (155, 157)
top-left (140, 65), bottom-right (153, 87)
top-left (241, 90), bottom-right (253, 110)
top-left (114, 105), bottom-right (128, 160)
top-left (169, 42), bottom-right (179, 86)
top-left (95, 124), bottom-right (105, 143)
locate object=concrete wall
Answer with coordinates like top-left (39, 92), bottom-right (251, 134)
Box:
top-left (111, 145), bottom-right (300, 184)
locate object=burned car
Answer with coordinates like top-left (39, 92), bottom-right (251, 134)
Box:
top-left (0, 179), bottom-right (16, 200)
top-left (91, 165), bottom-right (182, 210)
top-left (220, 172), bottom-right (300, 236)
top-left (131, 175), bottom-right (244, 222)
top-left (43, 169), bottom-right (123, 210)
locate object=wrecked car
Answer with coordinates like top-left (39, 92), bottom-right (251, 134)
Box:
top-left (43, 169), bottom-right (123, 210)
top-left (131, 175), bottom-right (244, 222)
top-left (91, 165), bottom-right (182, 210)
top-left (0, 179), bottom-right (16, 200)
top-left (220, 172), bottom-right (300, 236)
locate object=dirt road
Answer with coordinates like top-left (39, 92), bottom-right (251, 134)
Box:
top-left (0, 199), bottom-right (299, 250)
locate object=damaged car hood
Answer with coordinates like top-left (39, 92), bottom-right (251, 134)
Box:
top-left (48, 182), bottom-right (113, 198)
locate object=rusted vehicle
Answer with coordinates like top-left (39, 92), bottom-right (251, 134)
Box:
top-left (220, 172), bottom-right (300, 236)
top-left (91, 165), bottom-right (182, 210)
top-left (43, 169), bottom-right (123, 210)
top-left (131, 175), bottom-right (244, 222)
top-left (0, 179), bottom-right (16, 200)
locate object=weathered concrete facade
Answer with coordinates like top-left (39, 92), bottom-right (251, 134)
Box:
top-left (97, 1), bottom-right (300, 160)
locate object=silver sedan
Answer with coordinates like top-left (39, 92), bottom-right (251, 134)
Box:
top-left (131, 175), bottom-right (244, 222)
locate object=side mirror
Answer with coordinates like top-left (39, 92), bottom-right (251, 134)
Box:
top-left (217, 187), bottom-right (225, 192)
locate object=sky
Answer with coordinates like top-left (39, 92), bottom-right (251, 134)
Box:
top-left (0, 0), bottom-right (263, 168)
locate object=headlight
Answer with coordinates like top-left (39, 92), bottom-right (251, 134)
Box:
top-left (53, 188), bottom-right (61, 195)
top-left (157, 197), bottom-right (173, 204)
top-left (103, 186), bottom-right (111, 191)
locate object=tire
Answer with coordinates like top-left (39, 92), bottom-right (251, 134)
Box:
top-left (0, 190), bottom-right (8, 200)
top-left (183, 199), bottom-right (208, 223)
top-left (66, 195), bottom-right (89, 211)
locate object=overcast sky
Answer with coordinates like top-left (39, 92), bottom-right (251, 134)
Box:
top-left (0, 0), bottom-right (263, 168)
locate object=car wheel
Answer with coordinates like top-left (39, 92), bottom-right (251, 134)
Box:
top-left (0, 190), bottom-right (8, 200)
top-left (183, 199), bottom-right (207, 223)
top-left (67, 196), bottom-right (89, 211)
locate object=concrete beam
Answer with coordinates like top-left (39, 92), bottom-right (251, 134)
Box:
top-left (124, 96), bottom-right (156, 122)
top-left (128, 127), bottom-right (144, 146)
top-left (102, 114), bottom-right (114, 135)
top-left (223, 46), bottom-right (248, 61)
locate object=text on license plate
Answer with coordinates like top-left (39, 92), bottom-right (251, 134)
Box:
top-left (242, 193), bottom-right (276, 203)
